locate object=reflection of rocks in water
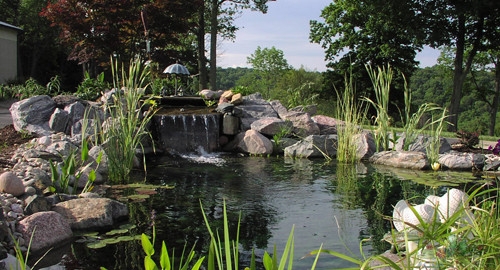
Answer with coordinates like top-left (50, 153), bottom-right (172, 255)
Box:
top-left (284, 157), bottom-right (314, 183)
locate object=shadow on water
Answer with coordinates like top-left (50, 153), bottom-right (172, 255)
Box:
top-left (37, 154), bottom-right (485, 270)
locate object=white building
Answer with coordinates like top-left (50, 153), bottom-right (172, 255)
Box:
top-left (0, 21), bottom-right (22, 84)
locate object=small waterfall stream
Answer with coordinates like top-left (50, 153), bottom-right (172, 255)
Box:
top-left (151, 98), bottom-right (221, 154)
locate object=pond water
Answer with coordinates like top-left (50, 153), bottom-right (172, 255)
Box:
top-left (34, 154), bottom-right (481, 269)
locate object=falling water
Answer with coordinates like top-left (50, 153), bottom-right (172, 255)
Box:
top-left (152, 109), bottom-right (221, 154)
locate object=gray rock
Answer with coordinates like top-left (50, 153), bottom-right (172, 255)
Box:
top-left (250, 117), bottom-right (292, 136)
top-left (311, 115), bottom-right (344, 135)
top-left (224, 130), bottom-right (274, 155)
top-left (242, 93), bottom-right (267, 104)
top-left (234, 104), bottom-right (278, 119)
top-left (222, 114), bottom-right (239, 135)
top-left (282, 111), bottom-right (320, 137)
top-left (10, 95), bottom-right (56, 136)
top-left (16, 211), bottom-right (73, 253)
top-left (269, 100), bottom-right (288, 119)
top-left (24, 195), bottom-right (51, 215)
top-left (216, 102), bottom-right (234, 114)
top-left (45, 140), bottom-right (78, 157)
top-left (272, 137), bottom-right (299, 155)
top-left (0, 172), bottom-right (25, 197)
top-left (49, 108), bottom-right (69, 134)
top-left (395, 134), bottom-right (451, 154)
top-left (439, 152), bottom-right (485, 170)
top-left (66, 102), bottom-right (85, 120)
top-left (284, 135), bottom-right (337, 158)
top-left (369, 151), bottom-right (429, 170)
top-left (353, 132), bottom-right (377, 160)
top-left (53, 198), bottom-right (128, 230)
top-left (88, 146), bottom-right (108, 175)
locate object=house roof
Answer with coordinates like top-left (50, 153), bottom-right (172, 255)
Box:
top-left (0, 21), bottom-right (22, 32)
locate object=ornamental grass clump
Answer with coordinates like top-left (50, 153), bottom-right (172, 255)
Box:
top-left (102, 57), bottom-right (157, 183)
top-left (363, 64), bottom-right (393, 152)
top-left (335, 73), bottom-right (367, 163)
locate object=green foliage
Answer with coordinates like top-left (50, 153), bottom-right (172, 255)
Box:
top-left (272, 122), bottom-right (293, 149)
top-left (311, 186), bottom-right (500, 269)
top-left (49, 138), bottom-right (100, 195)
top-left (101, 57), bottom-right (157, 183)
top-left (400, 76), bottom-right (444, 151)
top-left (335, 72), bottom-right (366, 163)
top-left (363, 65), bottom-right (393, 151)
top-left (141, 228), bottom-right (204, 270)
top-left (247, 46), bottom-right (292, 98)
top-left (76, 72), bottom-right (110, 101)
top-left (425, 108), bottom-right (448, 166)
top-left (285, 82), bottom-right (319, 109)
top-left (309, 0), bottom-right (421, 82)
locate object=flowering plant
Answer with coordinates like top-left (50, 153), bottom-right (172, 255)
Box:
top-left (488, 139), bottom-right (500, 155)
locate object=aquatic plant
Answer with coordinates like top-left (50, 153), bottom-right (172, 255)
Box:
top-left (363, 64), bottom-right (393, 152)
top-left (400, 76), bottom-right (443, 151)
top-left (335, 72), bottom-right (366, 163)
top-left (311, 185), bottom-right (500, 269)
top-left (426, 107), bottom-right (448, 169)
top-left (102, 56), bottom-right (157, 183)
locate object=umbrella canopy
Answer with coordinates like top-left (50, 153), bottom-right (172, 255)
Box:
top-left (163, 63), bottom-right (190, 75)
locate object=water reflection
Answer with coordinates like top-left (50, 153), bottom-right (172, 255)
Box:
top-left (58, 155), bottom-right (480, 269)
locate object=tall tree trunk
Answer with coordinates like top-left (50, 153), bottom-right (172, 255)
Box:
top-left (447, 14), bottom-right (483, 132)
top-left (209, 0), bottom-right (218, 90)
top-left (448, 15), bottom-right (466, 132)
top-left (197, 5), bottom-right (208, 90)
top-left (490, 60), bottom-right (500, 136)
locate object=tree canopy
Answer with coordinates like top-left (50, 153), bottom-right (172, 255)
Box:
top-left (41, 0), bottom-right (202, 74)
top-left (310, 0), bottom-right (500, 131)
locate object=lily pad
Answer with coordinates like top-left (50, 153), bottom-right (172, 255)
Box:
top-left (87, 241), bottom-right (107, 249)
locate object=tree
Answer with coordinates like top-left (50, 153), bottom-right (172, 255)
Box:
top-left (310, 0), bottom-right (423, 77)
top-left (41, 0), bottom-right (201, 76)
top-left (206, 0), bottom-right (272, 91)
top-left (309, 0), bottom-right (424, 116)
top-left (247, 46), bottom-right (291, 98)
top-left (310, 0), bottom-right (500, 131)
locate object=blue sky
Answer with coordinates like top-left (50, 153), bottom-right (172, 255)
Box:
top-left (218, 0), bottom-right (440, 72)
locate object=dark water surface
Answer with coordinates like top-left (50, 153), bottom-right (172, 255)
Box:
top-left (35, 154), bottom-right (479, 269)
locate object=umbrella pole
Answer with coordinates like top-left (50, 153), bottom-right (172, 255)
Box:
top-left (174, 76), bottom-right (178, 96)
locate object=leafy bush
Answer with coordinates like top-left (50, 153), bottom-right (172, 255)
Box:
top-left (76, 72), bottom-right (110, 101)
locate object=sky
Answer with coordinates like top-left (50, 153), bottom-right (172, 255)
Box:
top-left (217, 0), bottom-right (441, 72)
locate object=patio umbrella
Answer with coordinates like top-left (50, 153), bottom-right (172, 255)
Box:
top-left (163, 63), bottom-right (190, 95)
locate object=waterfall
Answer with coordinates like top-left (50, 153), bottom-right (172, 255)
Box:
top-left (153, 112), bottom-right (220, 154)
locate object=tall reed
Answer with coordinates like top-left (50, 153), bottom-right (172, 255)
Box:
top-left (426, 107), bottom-right (448, 168)
top-left (102, 57), bottom-right (157, 183)
top-left (400, 76), bottom-right (443, 151)
top-left (335, 73), bottom-right (366, 163)
top-left (363, 64), bottom-right (393, 151)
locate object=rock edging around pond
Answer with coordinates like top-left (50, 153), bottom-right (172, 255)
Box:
top-left (1, 91), bottom-right (500, 268)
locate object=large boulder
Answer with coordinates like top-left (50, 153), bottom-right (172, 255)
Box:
top-left (311, 115), bottom-right (344, 135)
top-left (284, 135), bottom-right (337, 158)
top-left (10, 95), bottom-right (56, 136)
top-left (16, 211), bottom-right (73, 253)
top-left (438, 152), bottom-right (485, 170)
top-left (395, 135), bottom-right (452, 153)
top-left (53, 198), bottom-right (128, 230)
top-left (251, 117), bottom-right (292, 137)
top-left (269, 100), bottom-right (288, 119)
top-left (224, 130), bottom-right (273, 155)
top-left (369, 151), bottom-right (429, 170)
top-left (282, 111), bottom-right (320, 137)
top-left (353, 132), bottom-right (377, 160)
top-left (49, 108), bottom-right (70, 134)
